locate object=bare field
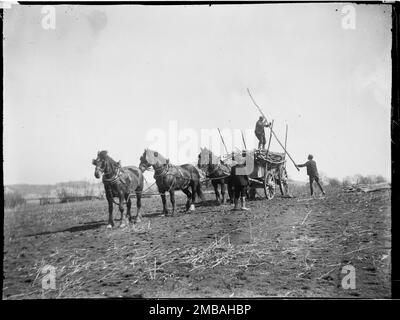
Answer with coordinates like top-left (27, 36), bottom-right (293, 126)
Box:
top-left (3, 187), bottom-right (391, 299)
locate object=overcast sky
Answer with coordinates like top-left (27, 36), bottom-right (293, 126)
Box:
top-left (3, 3), bottom-right (391, 185)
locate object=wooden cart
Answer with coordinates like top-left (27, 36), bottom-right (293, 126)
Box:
top-left (247, 149), bottom-right (289, 200)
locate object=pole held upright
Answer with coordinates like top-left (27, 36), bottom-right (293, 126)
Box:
top-left (247, 88), bottom-right (299, 171)
top-left (217, 128), bottom-right (229, 156)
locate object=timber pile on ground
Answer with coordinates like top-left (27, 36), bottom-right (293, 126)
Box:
top-left (343, 183), bottom-right (391, 193)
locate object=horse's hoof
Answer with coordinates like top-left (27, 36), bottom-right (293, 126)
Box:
top-left (189, 204), bottom-right (195, 211)
top-left (106, 224), bottom-right (113, 229)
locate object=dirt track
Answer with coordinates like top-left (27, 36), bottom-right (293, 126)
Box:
top-left (3, 187), bottom-right (391, 299)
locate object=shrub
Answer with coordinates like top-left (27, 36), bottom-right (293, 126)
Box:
top-left (373, 175), bottom-right (387, 183)
top-left (56, 187), bottom-right (74, 203)
top-left (353, 174), bottom-right (387, 185)
top-left (328, 177), bottom-right (341, 188)
top-left (4, 191), bottom-right (26, 208)
top-left (342, 176), bottom-right (354, 187)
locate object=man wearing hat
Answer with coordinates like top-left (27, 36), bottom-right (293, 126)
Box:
top-left (254, 116), bottom-right (271, 150)
top-left (297, 154), bottom-right (326, 197)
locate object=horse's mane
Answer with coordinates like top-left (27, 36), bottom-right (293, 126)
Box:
top-left (199, 147), bottom-right (220, 166)
top-left (98, 150), bottom-right (119, 170)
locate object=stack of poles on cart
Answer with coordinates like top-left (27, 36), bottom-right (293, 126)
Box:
top-left (205, 89), bottom-right (299, 210)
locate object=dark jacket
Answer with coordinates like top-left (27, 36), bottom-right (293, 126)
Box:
top-left (298, 160), bottom-right (318, 177)
top-left (255, 119), bottom-right (268, 135)
top-left (231, 156), bottom-right (249, 186)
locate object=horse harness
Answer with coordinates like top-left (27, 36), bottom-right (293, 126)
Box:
top-left (102, 166), bottom-right (137, 206)
top-left (153, 163), bottom-right (192, 193)
top-left (102, 166), bottom-right (123, 185)
top-left (204, 163), bottom-right (231, 180)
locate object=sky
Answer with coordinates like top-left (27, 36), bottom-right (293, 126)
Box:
top-left (3, 3), bottom-right (392, 185)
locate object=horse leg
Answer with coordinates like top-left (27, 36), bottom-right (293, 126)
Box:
top-left (227, 180), bottom-right (233, 204)
top-left (190, 184), bottom-right (196, 211)
top-left (119, 193), bottom-right (128, 228)
top-left (135, 192), bottom-right (142, 223)
top-left (196, 181), bottom-right (205, 202)
top-left (213, 181), bottom-right (220, 204)
top-left (170, 190), bottom-right (176, 216)
top-left (161, 194), bottom-right (168, 216)
top-left (221, 181), bottom-right (226, 204)
top-left (182, 188), bottom-right (192, 212)
top-left (107, 198), bottom-right (114, 229)
top-left (126, 195), bottom-right (132, 223)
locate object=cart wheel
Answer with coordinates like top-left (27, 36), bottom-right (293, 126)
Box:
top-left (279, 166), bottom-right (289, 196)
top-left (264, 172), bottom-right (276, 200)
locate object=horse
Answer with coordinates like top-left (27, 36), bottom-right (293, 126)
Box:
top-left (139, 149), bottom-right (205, 216)
top-left (92, 151), bottom-right (144, 228)
top-left (197, 147), bottom-right (233, 204)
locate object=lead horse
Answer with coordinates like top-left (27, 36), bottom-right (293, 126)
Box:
top-left (92, 151), bottom-right (144, 228)
top-left (197, 147), bottom-right (233, 204)
top-left (139, 149), bottom-right (205, 216)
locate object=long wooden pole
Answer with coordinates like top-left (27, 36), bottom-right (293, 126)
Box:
top-left (266, 120), bottom-right (274, 158)
top-left (241, 130), bottom-right (247, 150)
top-left (217, 128), bottom-right (229, 155)
top-left (284, 124), bottom-right (288, 160)
top-left (247, 88), bottom-right (270, 123)
top-left (247, 88), bottom-right (299, 171)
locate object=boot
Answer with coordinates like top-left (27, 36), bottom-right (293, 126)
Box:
top-left (241, 197), bottom-right (249, 211)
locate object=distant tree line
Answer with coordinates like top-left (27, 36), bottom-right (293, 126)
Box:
top-left (325, 174), bottom-right (388, 188)
top-left (4, 180), bottom-right (105, 208)
top-left (56, 181), bottom-right (104, 203)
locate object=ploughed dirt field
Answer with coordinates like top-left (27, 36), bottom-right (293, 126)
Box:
top-left (3, 186), bottom-right (391, 299)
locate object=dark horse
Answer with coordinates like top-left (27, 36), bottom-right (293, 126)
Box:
top-left (197, 147), bottom-right (233, 204)
top-left (139, 149), bottom-right (205, 215)
top-left (92, 151), bottom-right (144, 228)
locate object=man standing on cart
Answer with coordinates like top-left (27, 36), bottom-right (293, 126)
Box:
top-left (255, 116), bottom-right (271, 149)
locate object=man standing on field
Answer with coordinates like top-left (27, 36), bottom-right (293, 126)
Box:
top-left (297, 154), bottom-right (326, 197)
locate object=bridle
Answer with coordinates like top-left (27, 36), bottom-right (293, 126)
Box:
top-left (94, 158), bottom-right (122, 185)
top-left (140, 153), bottom-right (170, 179)
top-left (198, 152), bottom-right (229, 178)
top-left (139, 155), bottom-right (152, 173)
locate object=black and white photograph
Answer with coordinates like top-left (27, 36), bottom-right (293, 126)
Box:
top-left (2, 1), bottom-right (394, 300)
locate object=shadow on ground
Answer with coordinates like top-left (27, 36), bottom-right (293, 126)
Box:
top-left (25, 221), bottom-right (107, 237)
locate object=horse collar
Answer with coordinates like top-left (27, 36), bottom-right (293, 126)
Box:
top-left (154, 164), bottom-right (169, 179)
top-left (103, 167), bottom-right (122, 184)
top-left (207, 164), bottom-right (220, 177)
